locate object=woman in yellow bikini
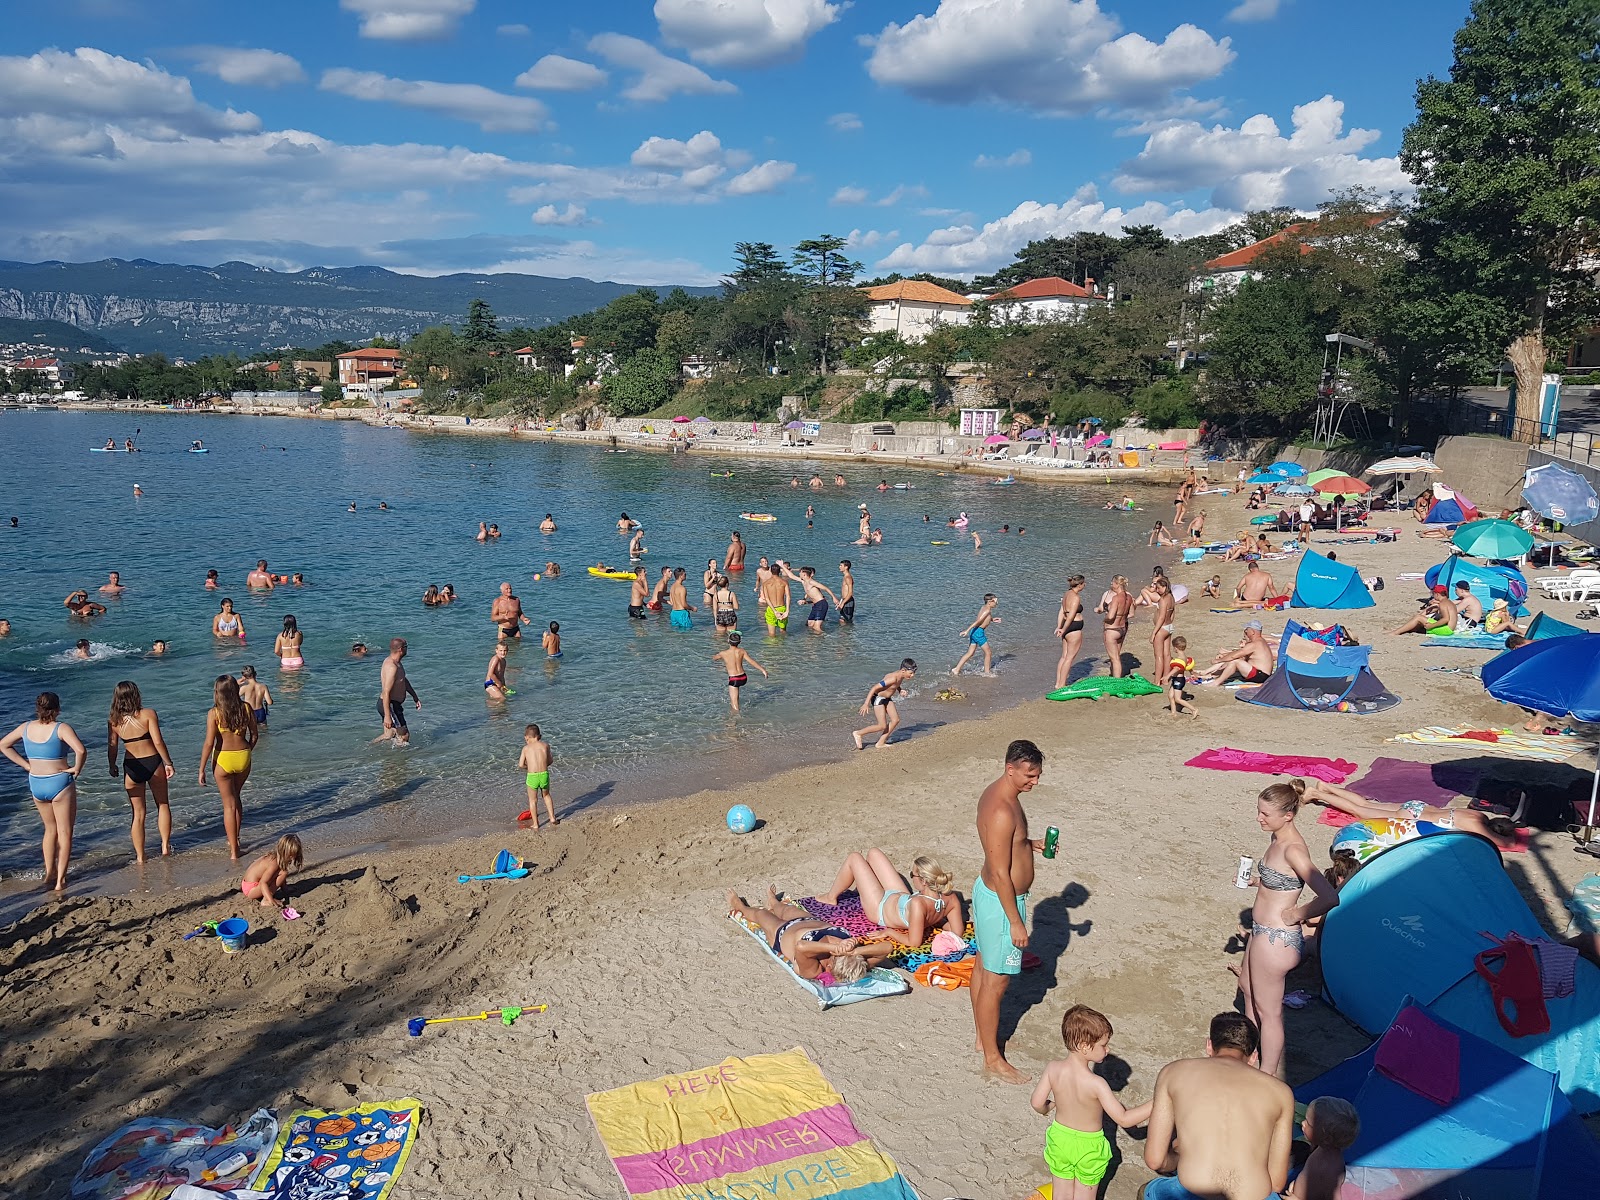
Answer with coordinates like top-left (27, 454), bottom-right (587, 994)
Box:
top-left (199, 674), bottom-right (258, 860)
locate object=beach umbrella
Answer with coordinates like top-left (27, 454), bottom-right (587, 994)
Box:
top-left (1277, 483), bottom-right (1315, 495)
top-left (1248, 472), bottom-right (1281, 485)
top-left (1452, 518), bottom-right (1534, 559)
top-left (1312, 475), bottom-right (1370, 495)
top-left (984, 434), bottom-right (1010, 444)
top-left (672, 415), bottom-right (691, 423)
top-left (1021, 428), bottom-right (1048, 440)
top-left (785, 420), bottom-right (804, 430)
top-left (1268, 461), bottom-right (1306, 477)
top-left (1306, 468), bottom-right (1346, 485)
top-left (1481, 634), bottom-right (1600, 826)
top-left (1366, 456), bottom-right (1442, 475)
top-left (692, 415), bottom-right (711, 424)
top-left (1522, 462), bottom-right (1599, 524)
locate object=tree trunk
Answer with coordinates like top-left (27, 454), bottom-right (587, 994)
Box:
top-left (1505, 331), bottom-right (1546, 443)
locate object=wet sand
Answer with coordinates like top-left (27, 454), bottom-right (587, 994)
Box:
top-left (5, 530), bottom-right (1597, 1199)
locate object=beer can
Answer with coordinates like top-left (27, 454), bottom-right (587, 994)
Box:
top-left (1043, 826), bottom-right (1060, 859)
top-left (1235, 856), bottom-right (1254, 889)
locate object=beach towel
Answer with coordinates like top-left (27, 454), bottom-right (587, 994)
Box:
top-left (251, 1100), bottom-right (421, 1200)
top-left (795, 894), bottom-right (1001, 973)
top-left (1423, 632), bottom-right (1510, 649)
top-left (1046, 674), bottom-right (1163, 701)
top-left (1185, 747), bottom-right (1357, 783)
top-left (587, 1047), bottom-right (918, 1200)
top-left (728, 910), bottom-right (909, 1008)
top-left (1566, 874), bottom-right (1600, 936)
top-left (1387, 727), bottom-right (1581, 762)
top-left (1332, 756), bottom-right (1482, 821)
top-left (73, 1110), bottom-right (279, 1200)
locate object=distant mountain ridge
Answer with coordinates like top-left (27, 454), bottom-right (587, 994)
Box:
top-left (0, 259), bottom-right (715, 359)
top-left (0, 316), bottom-right (122, 358)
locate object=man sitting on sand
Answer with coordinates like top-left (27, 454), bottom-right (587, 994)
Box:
top-left (1391, 585), bottom-right (1456, 636)
top-left (1198, 621), bottom-right (1275, 686)
top-left (1140, 1012), bottom-right (1294, 1200)
top-left (1234, 562), bottom-right (1278, 606)
top-left (1452, 580), bottom-right (1485, 630)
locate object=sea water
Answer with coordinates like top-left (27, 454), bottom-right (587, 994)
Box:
top-left (0, 412), bottom-right (1157, 886)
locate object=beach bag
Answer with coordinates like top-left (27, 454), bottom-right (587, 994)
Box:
top-left (915, 960), bottom-right (975, 990)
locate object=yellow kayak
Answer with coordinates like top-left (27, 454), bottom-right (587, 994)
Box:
top-left (587, 567), bottom-right (637, 580)
top-left (740, 512), bottom-right (777, 522)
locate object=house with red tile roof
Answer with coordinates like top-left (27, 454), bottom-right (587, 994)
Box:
top-left (1196, 214), bottom-right (1395, 294)
top-left (985, 276), bottom-right (1106, 325)
top-left (862, 280), bottom-right (972, 342)
top-left (335, 347), bottom-right (405, 390)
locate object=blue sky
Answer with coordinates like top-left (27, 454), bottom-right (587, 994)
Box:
top-left (0, 0), bottom-right (1469, 285)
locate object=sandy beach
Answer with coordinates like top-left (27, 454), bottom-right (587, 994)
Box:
top-left (5, 529), bottom-right (1598, 1199)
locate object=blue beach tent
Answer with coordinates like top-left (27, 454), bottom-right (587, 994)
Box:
top-left (1290, 550), bottom-right (1375, 609)
top-left (1425, 556), bottom-right (1529, 616)
top-left (1236, 620), bottom-right (1399, 713)
top-left (1526, 610), bottom-right (1585, 641)
top-left (1319, 832), bottom-right (1600, 1113)
top-left (1294, 1001), bottom-right (1600, 1198)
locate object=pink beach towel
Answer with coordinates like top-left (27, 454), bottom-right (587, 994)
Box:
top-left (1375, 1005), bottom-right (1460, 1105)
top-left (1185, 747), bottom-right (1357, 783)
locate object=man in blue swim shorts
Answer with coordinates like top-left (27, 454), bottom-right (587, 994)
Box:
top-left (970, 737), bottom-right (1045, 1084)
top-left (952, 593), bottom-right (999, 676)
top-left (1140, 1012), bottom-right (1294, 1200)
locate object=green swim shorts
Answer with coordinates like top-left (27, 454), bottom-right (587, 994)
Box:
top-left (1044, 1122), bottom-right (1112, 1186)
top-left (526, 771), bottom-right (550, 791)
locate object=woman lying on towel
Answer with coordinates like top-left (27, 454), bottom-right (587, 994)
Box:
top-left (1304, 778), bottom-right (1520, 862)
top-left (728, 887), bottom-right (896, 982)
top-left (816, 849), bottom-right (966, 947)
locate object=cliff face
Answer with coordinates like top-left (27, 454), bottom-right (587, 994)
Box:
top-left (0, 260), bottom-right (710, 357)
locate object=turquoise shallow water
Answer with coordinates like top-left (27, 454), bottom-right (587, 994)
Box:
top-left (0, 411), bottom-right (1154, 886)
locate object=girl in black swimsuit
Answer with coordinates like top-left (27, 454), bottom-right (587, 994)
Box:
top-left (1054, 574), bottom-right (1087, 689)
top-left (106, 680), bottom-right (177, 862)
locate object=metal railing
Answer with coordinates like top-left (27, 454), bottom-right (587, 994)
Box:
top-left (1448, 406), bottom-right (1600, 467)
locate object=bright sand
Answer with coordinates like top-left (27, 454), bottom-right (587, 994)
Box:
top-left (4, 531), bottom-right (1597, 1198)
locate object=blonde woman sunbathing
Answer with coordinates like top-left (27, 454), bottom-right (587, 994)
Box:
top-left (727, 887), bottom-right (894, 982)
top-left (817, 849), bottom-right (966, 946)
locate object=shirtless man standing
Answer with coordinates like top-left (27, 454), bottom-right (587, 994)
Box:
top-left (726, 531), bottom-right (746, 572)
top-left (1141, 1012), bottom-right (1294, 1200)
top-left (760, 565), bottom-right (792, 634)
top-left (628, 570), bottom-right (649, 620)
top-left (1199, 622), bottom-right (1276, 685)
top-left (971, 739), bottom-right (1047, 1084)
top-left (375, 638), bottom-right (421, 745)
top-left (837, 560), bottom-right (856, 625)
top-left (1150, 577), bottom-right (1176, 679)
top-left (785, 565), bottom-right (838, 631)
top-left (491, 581), bottom-right (531, 640)
top-left (246, 560), bottom-right (274, 590)
top-left (1234, 562), bottom-right (1278, 606)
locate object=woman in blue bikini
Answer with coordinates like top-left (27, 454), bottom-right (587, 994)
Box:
top-left (1238, 780), bottom-right (1340, 1078)
top-left (0, 692), bottom-right (87, 891)
top-left (817, 849), bottom-right (965, 947)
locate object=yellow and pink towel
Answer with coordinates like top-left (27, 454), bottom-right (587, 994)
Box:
top-left (588, 1048), bottom-right (917, 1200)
top-left (1387, 727), bottom-right (1581, 762)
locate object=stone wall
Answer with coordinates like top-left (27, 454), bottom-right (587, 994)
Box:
top-left (1432, 435), bottom-right (1532, 513)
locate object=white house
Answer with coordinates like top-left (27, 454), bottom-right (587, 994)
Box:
top-left (862, 281), bottom-right (972, 343)
top-left (985, 276), bottom-right (1104, 324)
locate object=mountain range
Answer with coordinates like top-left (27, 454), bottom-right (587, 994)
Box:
top-left (0, 259), bottom-right (713, 359)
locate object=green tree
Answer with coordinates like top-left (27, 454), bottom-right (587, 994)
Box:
top-left (974, 232), bottom-right (1122, 291)
top-left (581, 290), bottom-right (661, 358)
top-left (655, 309), bottom-right (698, 365)
top-left (320, 379), bottom-right (343, 404)
top-left (602, 349), bottom-right (679, 416)
top-left (462, 298), bottom-right (500, 351)
top-left (1202, 276), bottom-right (1324, 429)
top-left (724, 242), bottom-right (789, 293)
top-left (792, 234), bottom-right (864, 374)
top-left (1399, 0), bottom-right (1600, 440)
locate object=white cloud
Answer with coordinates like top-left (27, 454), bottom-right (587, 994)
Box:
top-left (340, 0), bottom-right (475, 41)
top-left (0, 47), bottom-right (259, 138)
top-left (876, 184), bottom-right (1235, 273)
top-left (631, 130), bottom-right (724, 170)
top-left (515, 54), bottom-right (608, 92)
top-left (497, 23), bottom-right (531, 35)
top-left (831, 185), bottom-right (870, 205)
top-left (1113, 94), bottom-right (1410, 211)
top-left (1228, 0), bottom-right (1281, 20)
top-left (532, 203), bottom-right (587, 226)
top-left (655, 0), bottom-right (843, 67)
top-left (588, 33), bottom-right (737, 103)
top-left (975, 148), bottom-right (1031, 168)
top-left (845, 227), bottom-right (898, 249)
top-left (831, 182), bottom-right (928, 206)
top-left (827, 111), bottom-right (862, 132)
top-left (866, 0), bottom-right (1233, 116)
top-left (319, 68), bottom-right (549, 133)
top-left (725, 159), bottom-right (796, 195)
top-left (179, 47), bottom-right (306, 88)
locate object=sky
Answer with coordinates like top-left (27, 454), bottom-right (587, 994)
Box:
top-left (0, 0), bottom-right (1472, 286)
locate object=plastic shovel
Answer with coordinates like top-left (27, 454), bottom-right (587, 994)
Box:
top-left (456, 867), bottom-right (530, 883)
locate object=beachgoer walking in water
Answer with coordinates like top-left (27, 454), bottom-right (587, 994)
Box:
top-left (199, 675), bottom-right (258, 861)
top-left (1238, 780), bottom-right (1339, 1079)
top-left (1, 691), bottom-right (85, 891)
top-left (629, 528), bottom-right (647, 560)
top-left (760, 565), bottom-right (791, 634)
top-left (542, 621), bottom-right (561, 660)
top-left (857, 504), bottom-right (871, 542)
top-left (518, 723), bottom-right (556, 828)
top-left (238, 665), bottom-right (272, 730)
top-left (725, 531), bottom-right (746, 572)
top-left (649, 566), bottom-right (673, 613)
top-left (702, 558), bottom-right (719, 608)
top-left (375, 638), bottom-right (421, 746)
top-left (1053, 575), bottom-right (1086, 689)
top-left (668, 568), bottom-right (696, 629)
top-left (484, 643), bottom-right (510, 700)
top-left (972, 739), bottom-right (1046, 1083)
top-left (853, 658), bottom-right (916, 749)
top-left (491, 581), bottom-right (530, 640)
top-left (953, 594), bottom-right (1000, 676)
top-left (274, 614), bottom-right (304, 669)
top-left (838, 560), bottom-right (856, 624)
top-left (213, 597), bottom-right (245, 641)
top-left (713, 632), bottom-right (767, 712)
top-left (787, 565), bottom-right (838, 631)
top-left (1096, 576), bottom-right (1131, 678)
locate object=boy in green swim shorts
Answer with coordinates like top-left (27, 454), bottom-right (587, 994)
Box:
top-left (517, 723), bottom-right (556, 829)
top-left (1031, 1005), bottom-right (1153, 1200)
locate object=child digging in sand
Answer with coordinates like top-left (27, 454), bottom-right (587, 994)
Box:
top-left (518, 723), bottom-right (556, 828)
top-left (1031, 1005), bottom-right (1152, 1200)
top-left (1287, 1097), bottom-right (1359, 1200)
top-left (241, 833), bottom-right (302, 914)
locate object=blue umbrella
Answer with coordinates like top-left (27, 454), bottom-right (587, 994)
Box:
top-left (1522, 462), bottom-right (1598, 525)
top-left (1247, 472), bottom-right (1281, 485)
top-left (1482, 634), bottom-right (1600, 825)
top-left (1269, 461), bottom-right (1307, 478)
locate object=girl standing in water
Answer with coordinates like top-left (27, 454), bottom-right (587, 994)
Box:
top-left (107, 681), bottom-right (177, 862)
top-left (199, 675), bottom-right (259, 860)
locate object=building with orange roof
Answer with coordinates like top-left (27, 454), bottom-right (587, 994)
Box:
top-left (1196, 214), bottom-right (1394, 294)
top-left (861, 280), bottom-right (972, 343)
top-left (985, 276), bottom-right (1105, 325)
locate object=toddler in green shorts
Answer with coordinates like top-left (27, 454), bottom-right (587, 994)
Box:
top-left (1030, 1005), bottom-right (1153, 1199)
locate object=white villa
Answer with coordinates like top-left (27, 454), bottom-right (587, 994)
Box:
top-left (862, 281), bottom-right (972, 343)
top-left (985, 276), bottom-right (1104, 324)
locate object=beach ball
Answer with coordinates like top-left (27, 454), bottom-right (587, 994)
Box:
top-left (726, 804), bottom-right (756, 834)
top-left (1337, 701), bottom-right (1353, 713)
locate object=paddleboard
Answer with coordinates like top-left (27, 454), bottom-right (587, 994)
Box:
top-left (90, 447), bottom-right (131, 453)
top-left (188, 448), bottom-right (210, 454)
top-left (587, 566), bottom-right (637, 580)
top-left (740, 513), bottom-right (777, 522)
top-left (931, 540), bottom-right (951, 545)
